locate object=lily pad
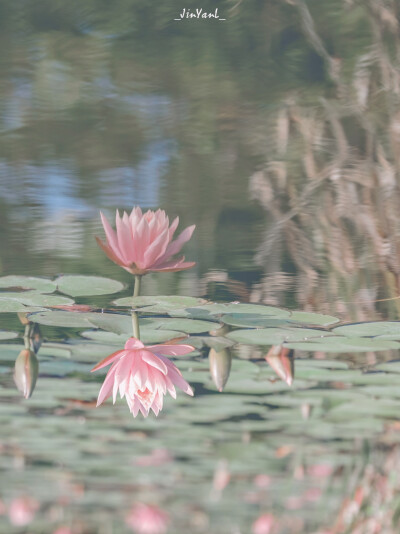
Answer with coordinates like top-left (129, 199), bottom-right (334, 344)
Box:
top-left (185, 336), bottom-right (235, 351)
top-left (227, 327), bottom-right (330, 346)
top-left (113, 295), bottom-right (207, 312)
top-left (221, 314), bottom-right (291, 328)
top-left (27, 310), bottom-right (101, 328)
top-left (284, 336), bottom-right (400, 353)
top-left (82, 329), bottom-right (186, 345)
top-left (333, 321), bottom-right (400, 338)
top-left (194, 303), bottom-right (290, 318)
top-left (0, 331), bottom-right (18, 341)
top-left (149, 318), bottom-right (214, 334)
top-left (0, 299), bottom-right (32, 313)
top-left (288, 311), bottom-right (340, 326)
top-left (0, 275), bottom-right (56, 293)
top-left (88, 313), bottom-right (133, 335)
top-left (56, 275), bottom-right (125, 297)
top-left (0, 292), bottom-right (74, 307)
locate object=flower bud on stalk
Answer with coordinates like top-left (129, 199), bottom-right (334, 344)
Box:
top-left (14, 349), bottom-right (39, 399)
top-left (29, 323), bottom-right (42, 354)
top-left (209, 347), bottom-right (232, 392)
top-left (265, 345), bottom-right (294, 386)
top-left (17, 313), bottom-right (30, 326)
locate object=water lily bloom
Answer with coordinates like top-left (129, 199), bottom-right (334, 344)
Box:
top-left (92, 338), bottom-right (194, 417)
top-left (252, 513), bottom-right (274, 534)
top-left (96, 208), bottom-right (195, 275)
top-left (125, 503), bottom-right (169, 534)
top-left (8, 497), bottom-right (39, 527)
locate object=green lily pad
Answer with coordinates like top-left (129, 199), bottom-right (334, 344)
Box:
top-left (0, 331), bottom-right (18, 341)
top-left (333, 321), bottom-right (400, 338)
top-left (56, 275), bottom-right (125, 297)
top-left (220, 314), bottom-right (291, 328)
top-left (185, 336), bottom-right (235, 351)
top-left (288, 311), bottom-right (340, 326)
top-left (0, 275), bottom-right (56, 293)
top-left (194, 303), bottom-right (290, 318)
top-left (27, 310), bottom-right (100, 328)
top-left (0, 292), bottom-right (74, 307)
top-left (140, 328), bottom-right (187, 344)
top-left (81, 328), bottom-right (186, 345)
top-left (284, 336), bottom-right (400, 352)
top-left (226, 327), bottom-right (330, 346)
top-left (88, 313), bottom-right (133, 335)
top-left (0, 299), bottom-right (31, 313)
top-left (149, 318), bottom-right (214, 334)
top-left (113, 295), bottom-right (207, 312)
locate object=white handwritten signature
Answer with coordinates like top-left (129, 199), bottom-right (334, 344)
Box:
top-left (174, 8), bottom-right (226, 21)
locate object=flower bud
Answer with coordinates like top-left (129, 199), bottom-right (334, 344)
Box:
top-left (209, 348), bottom-right (232, 392)
top-left (17, 313), bottom-right (30, 326)
top-left (14, 349), bottom-right (39, 399)
top-left (265, 345), bottom-right (294, 386)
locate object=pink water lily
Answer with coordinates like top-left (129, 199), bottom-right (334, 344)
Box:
top-left (96, 207), bottom-right (195, 275)
top-left (8, 497), bottom-right (39, 527)
top-left (125, 503), bottom-right (169, 534)
top-left (91, 338), bottom-right (194, 417)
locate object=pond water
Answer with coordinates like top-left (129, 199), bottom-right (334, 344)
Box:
top-left (1, 2), bottom-right (400, 533)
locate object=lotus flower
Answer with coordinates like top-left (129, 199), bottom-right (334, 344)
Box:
top-left (96, 208), bottom-right (195, 275)
top-left (125, 503), bottom-right (169, 534)
top-left (92, 338), bottom-right (194, 417)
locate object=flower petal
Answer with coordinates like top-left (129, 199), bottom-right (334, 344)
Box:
top-left (142, 226), bottom-right (170, 268)
top-left (140, 350), bottom-right (168, 374)
top-left (147, 344), bottom-right (195, 356)
top-left (97, 365), bottom-right (117, 406)
top-left (158, 225), bottom-right (196, 262)
top-left (115, 211), bottom-right (134, 264)
top-left (95, 237), bottom-right (126, 267)
top-left (100, 212), bottom-right (121, 255)
top-left (91, 350), bottom-right (126, 372)
top-left (150, 258), bottom-right (196, 272)
top-left (125, 338), bottom-right (145, 350)
top-left (157, 354), bottom-right (194, 396)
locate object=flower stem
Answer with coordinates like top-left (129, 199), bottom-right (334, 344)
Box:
top-left (23, 324), bottom-right (31, 350)
top-left (133, 275), bottom-right (142, 297)
top-left (131, 275), bottom-right (142, 339)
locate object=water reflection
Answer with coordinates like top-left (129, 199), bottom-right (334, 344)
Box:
top-left (2, 0), bottom-right (400, 531)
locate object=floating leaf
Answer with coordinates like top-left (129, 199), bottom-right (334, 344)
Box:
top-left (0, 275), bottom-right (56, 293)
top-left (185, 336), bottom-right (235, 351)
top-left (0, 299), bottom-right (30, 313)
top-left (149, 318), bottom-right (214, 334)
top-left (81, 328), bottom-right (186, 345)
top-left (288, 311), bottom-right (340, 326)
top-left (113, 295), bottom-right (207, 312)
top-left (0, 292), bottom-right (74, 307)
top-left (285, 336), bottom-right (400, 352)
top-left (0, 331), bottom-right (18, 341)
top-left (227, 327), bottom-right (330, 346)
top-left (221, 314), bottom-right (291, 328)
top-left (88, 313), bottom-right (133, 335)
top-left (333, 321), bottom-right (400, 338)
top-left (27, 310), bottom-right (100, 328)
top-left (56, 275), bottom-right (125, 297)
top-left (194, 303), bottom-right (290, 317)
